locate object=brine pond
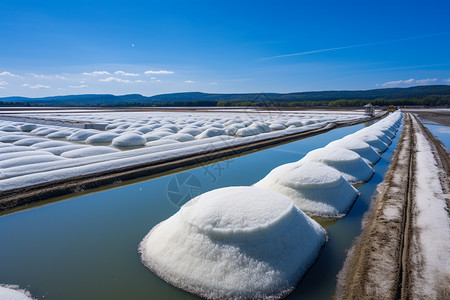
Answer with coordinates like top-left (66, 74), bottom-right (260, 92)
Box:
top-left (0, 120), bottom-right (402, 300)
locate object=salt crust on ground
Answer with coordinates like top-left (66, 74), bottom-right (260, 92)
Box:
top-left (255, 162), bottom-right (358, 217)
top-left (60, 146), bottom-right (119, 158)
top-left (0, 155), bottom-right (65, 169)
top-left (410, 117), bottom-right (450, 298)
top-left (0, 285), bottom-right (34, 300)
top-left (140, 186), bottom-right (326, 300)
top-left (301, 146), bottom-right (374, 183)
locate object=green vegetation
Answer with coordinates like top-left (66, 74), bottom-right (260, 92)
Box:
top-left (1, 85), bottom-right (449, 108)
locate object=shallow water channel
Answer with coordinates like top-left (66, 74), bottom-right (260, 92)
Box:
top-left (0, 120), bottom-right (402, 300)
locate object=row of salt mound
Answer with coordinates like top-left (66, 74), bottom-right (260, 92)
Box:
top-left (139, 112), bottom-right (402, 299)
top-left (255, 111), bottom-right (402, 218)
top-left (138, 112), bottom-right (401, 299)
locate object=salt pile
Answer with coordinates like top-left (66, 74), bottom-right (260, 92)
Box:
top-left (0, 285), bottom-right (34, 300)
top-left (196, 128), bottom-right (226, 139)
top-left (349, 133), bottom-right (389, 153)
top-left (255, 162), bottom-right (358, 217)
top-left (140, 186), bottom-right (326, 299)
top-left (301, 147), bottom-right (374, 183)
top-left (86, 132), bottom-right (120, 144)
top-left (112, 133), bottom-right (146, 147)
top-left (67, 129), bottom-right (99, 142)
top-left (326, 137), bottom-right (380, 165)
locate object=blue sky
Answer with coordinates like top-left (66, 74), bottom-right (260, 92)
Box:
top-left (0, 0), bottom-right (449, 97)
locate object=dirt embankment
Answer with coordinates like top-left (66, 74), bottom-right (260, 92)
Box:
top-left (404, 109), bottom-right (450, 126)
top-left (336, 113), bottom-right (450, 299)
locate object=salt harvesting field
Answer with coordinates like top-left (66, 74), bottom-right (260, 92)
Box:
top-left (0, 109), bottom-right (368, 195)
top-left (1, 109), bottom-right (422, 300)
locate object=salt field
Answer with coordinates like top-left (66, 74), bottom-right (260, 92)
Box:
top-left (2, 1), bottom-right (448, 298)
top-left (0, 110), bottom-right (369, 194)
top-left (0, 115), bottom-right (404, 300)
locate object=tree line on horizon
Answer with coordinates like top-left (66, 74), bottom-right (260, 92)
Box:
top-left (0, 95), bottom-right (449, 108)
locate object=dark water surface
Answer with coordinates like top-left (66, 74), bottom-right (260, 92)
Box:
top-left (0, 120), bottom-right (402, 300)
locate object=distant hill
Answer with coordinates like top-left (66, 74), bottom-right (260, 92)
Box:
top-left (1, 85), bottom-right (449, 107)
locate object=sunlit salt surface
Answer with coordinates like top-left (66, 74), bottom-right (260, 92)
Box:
top-left (255, 162), bottom-right (358, 217)
top-left (326, 137), bottom-right (380, 165)
top-left (0, 285), bottom-right (34, 300)
top-left (112, 133), bottom-right (147, 147)
top-left (139, 186), bottom-right (326, 299)
top-left (301, 146), bottom-right (374, 183)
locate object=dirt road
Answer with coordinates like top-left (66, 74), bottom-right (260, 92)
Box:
top-left (336, 113), bottom-right (449, 299)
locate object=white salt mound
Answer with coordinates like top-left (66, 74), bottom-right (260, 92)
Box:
top-left (301, 147), bottom-right (374, 183)
top-left (269, 123), bottom-right (286, 131)
top-left (112, 133), bottom-right (146, 147)
top-left (235, 126), bottom-right (260, 137)
top-left (67, 130), bottom-right (99, 142)
top-left (350, 133), bottom-right (388, 153)
top-left (196, 127), bottom-right (226, 139)
top-left (0, 285), bottom-right (34, 300)
top-left (327, 137), bottom-right (380, 165)
top-left (86, 132), bottom-right (120, 144)
top-left (178, 127), bottom-right (203, 136)
top-left (47, 130), bottom-right (75, 139)
top-left (139, 186), bottom-right (326, 300)
top-left (255, 162), bottom-right (358, 217)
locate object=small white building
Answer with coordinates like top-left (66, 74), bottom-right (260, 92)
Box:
top-left (364, 103), bottom-right (374, 117)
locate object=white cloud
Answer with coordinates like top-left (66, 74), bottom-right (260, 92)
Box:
top-left (144, 70), bottom-right (174, 75)
top-left (68, 84), bottom-right (88, 88)
top-left (82, 71), bottom-right (110, 76)
top-left (135, 80), bottom-right (145, 83)
top-left (115, 70), bottom-right (139, 76)
top-left (381, 78), bottom-right (440, 87)
top-left (55, 75), bottom-right (67, 80)
top-left (209, 81), bottom-right (218, 85)
top-left (31, 73), bottom-right (52, 79)
top-left (0, 71), bottom-right (19, 77)
top-left (0, 81), bottom-right (8, 86)
top-left (184, 80), bottom-right (195, 84)
top-left (415, 78), bottom-right (438, 84)
top-left (99, 77), bottom-right (132, 83)
top-left (22, 83), bottom-right (51, 89)
top-left (443, 78), bottom-right (450, 83)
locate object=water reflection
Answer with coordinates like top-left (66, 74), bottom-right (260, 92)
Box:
top-left (0, 121), bottom-right (403, 300)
